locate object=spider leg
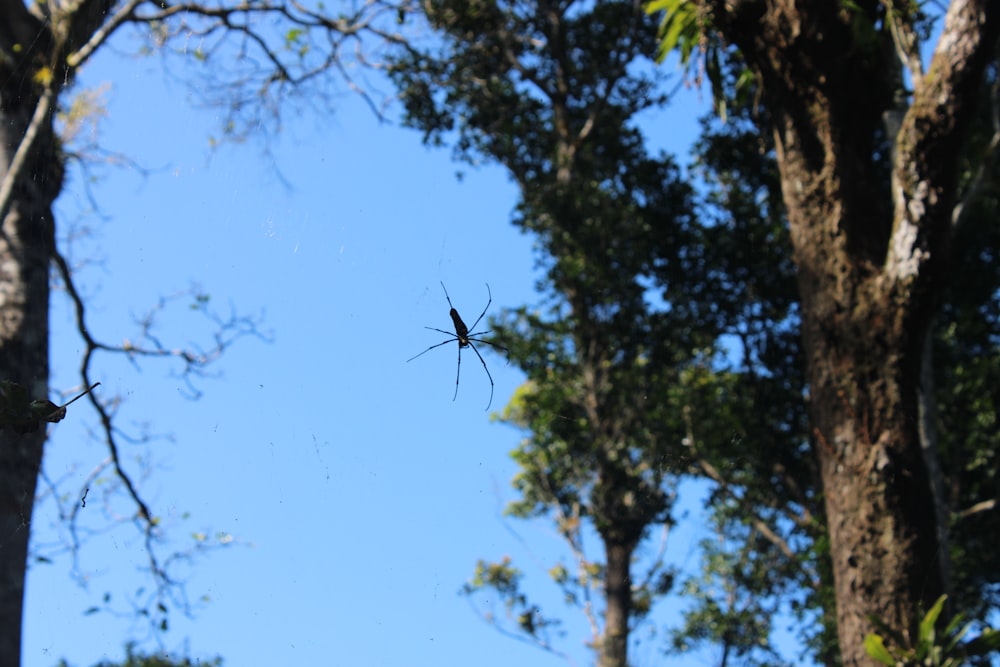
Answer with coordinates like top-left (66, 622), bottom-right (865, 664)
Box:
top-left (440, 282), bottom-right (457, 311)
top-left (468, 331), bottom-right (510, 366)
top-left (407, 336), bottom-right (457, 363)
top-left (468, 334), bottom-right (510, 358)
top-left (425, 326), bottom-right (457, 337)
top-left (466, 283), bottom-right (492, 332)
top-left (466, 341), bottom-right (495, 411)
top-left (454, 343), bottom-right (462, 401)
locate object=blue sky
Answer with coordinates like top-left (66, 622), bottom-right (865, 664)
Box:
top-left (16, 18), bottom-right (798, 667)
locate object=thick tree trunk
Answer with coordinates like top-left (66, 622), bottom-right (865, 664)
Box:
top-left (775, 82), bottom-right (946, 660)
top-left (0, 5), bottom-right (62, 666)
top-left (698, 1), bottom-right (999, 664)
top-left (0, 194), bottom-right (56, 666)
top-left (804, 306), bottom-right (941, 664)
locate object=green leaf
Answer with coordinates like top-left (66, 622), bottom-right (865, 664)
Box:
top-left (944, 620), bottom-right (974, 654)
top-left (645, 0), bottom-right (700, 66)
top-left (963, 627), bottom-right (1000, 656)
top-left (864, 633), bottom-right (896, 666)
top-left (919, 595), bottom-right (947, 646)
top-left (869, 612), bottom-right (908, 648)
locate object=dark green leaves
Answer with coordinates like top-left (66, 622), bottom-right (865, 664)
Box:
top-left (865, 595), bottom-right (1000, 667)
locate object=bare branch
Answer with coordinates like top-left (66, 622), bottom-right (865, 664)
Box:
top-left (0, 84), bottom-right (55, 223)
top-left (65, 0), bottom-right (146, 68)
top-left (955, 497), bottom-right (997, 521)
top-left (120, 0), bottom-right (418, 135)
top-left (48, 234), bottom-right (264, 632)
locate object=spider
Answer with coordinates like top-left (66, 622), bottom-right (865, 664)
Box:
top-left (407, 281), bottom-right (509, 411)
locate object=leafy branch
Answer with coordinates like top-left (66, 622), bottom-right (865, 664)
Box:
top-left (461, 556), bottom-right (575, 665)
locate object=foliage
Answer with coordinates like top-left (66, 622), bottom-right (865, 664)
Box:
top-left (643, 0), bottom-right (754, 120)
top-left (391, 1), bottom-right (711, 663)
top-left (624, 90), bottom-right (844, 665)
top-left (462, 557), bottom-right (565, 649)
top-left (56, 643), bottom-right (222, 667)
top-left (390, 0), bottom-right (822, 664)
top-left (933, 61), bottom-right (1000, 623)
top-left (675, 45), bottom-right (1000, 667)
top-left (654, 2), bottom-right (1000, 666)
top-left (645, 0), bottom-right (700, 66)
top-left (396, 1), bottom-right (1000, 665)
top-left (668, 509), bottom-right (793, 666)
top-left (865, 596), bottom-right (1000, 667)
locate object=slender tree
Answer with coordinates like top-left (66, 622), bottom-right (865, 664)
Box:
top-left (390, 1), bottom-right (807, 665)
top-left (0, 1), bottom-right (410, 664)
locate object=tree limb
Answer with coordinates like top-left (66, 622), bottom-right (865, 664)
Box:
top-left (887, 0), bottom-right (999, 283)
top-left (882, 0), bottom-right (924, 83)
top-left (65, 0), bottom-right (145, 68)
top-left (955, 498), bottom-right (997, 521)
top-left (0, 84), bottom-right (54, 224)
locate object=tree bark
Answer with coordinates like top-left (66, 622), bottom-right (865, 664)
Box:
top-left (0, 4), bottom-right (62, 666)
top-left (600, 539), bottom-right (633, 667)
top-left (697, 0), bottom-right (999, 664)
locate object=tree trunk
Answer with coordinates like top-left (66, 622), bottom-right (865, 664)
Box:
top-left (805, 304), bottom-right (941, 665)
top-left (600, 539), bottom-right (633, 667)
top-left (697, 1), bottom-right (999, 664)
top-left (0, 5), bottom-right (62, 665)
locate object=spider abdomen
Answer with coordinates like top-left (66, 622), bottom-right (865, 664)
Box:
top-left (449, 308), bottom-right (470, 343)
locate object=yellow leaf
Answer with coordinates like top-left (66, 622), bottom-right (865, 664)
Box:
top-left (33, 66), bottom-right (53, 86)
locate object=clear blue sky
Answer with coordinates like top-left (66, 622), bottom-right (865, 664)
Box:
top-left (18, 19), bottom-right (801, 667)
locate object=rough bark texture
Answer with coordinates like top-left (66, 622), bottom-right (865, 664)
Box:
top-left (600, 540), bottom-right (633, 667)
top-left (698, 0), bottom-right (999, 664)
top-left (0, 3), bottom-right (62, 666)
